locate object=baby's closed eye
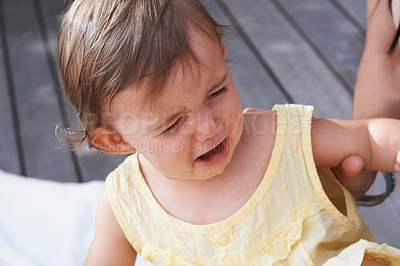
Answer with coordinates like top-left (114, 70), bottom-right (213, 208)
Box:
top-left (163, 117), bottom-right (183, 135)
top-left (208, 87), bottom-right (227, 100)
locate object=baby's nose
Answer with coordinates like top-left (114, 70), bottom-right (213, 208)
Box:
top-left (194, 111), bottom-right (219, 142)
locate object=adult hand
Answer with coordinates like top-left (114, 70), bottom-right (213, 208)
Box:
top-left (333, 155), bottom-right (376, 200)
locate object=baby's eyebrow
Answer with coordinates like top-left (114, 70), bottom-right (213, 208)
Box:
top-left (208, 73), bottom-right (228, 94)
top-left (154, 73), bottom-right (228, 131)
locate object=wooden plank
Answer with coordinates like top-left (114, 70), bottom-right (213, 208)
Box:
top-left (220, 0), bottom-right (353, 118)
top-left (72, 147), bottom-right (126, 181)
top-left (36, 0), bottom-right (64, 58)
top-left (277, 0), bottom-right (365, 91)
top-left (3, 0), bottom-right (77, 182)
top-left (0, 3), bottom-right (21, 174)
top-left (359, 174), bottom-right (400, 247)
top-left (206, 1), bottom-right (290, 109)
top-left (332, 0), bottom-right (367, 29)
top-left (34, 0), bottom-right (81, 132)
top-left (38, 0), bottom-right (126, 181)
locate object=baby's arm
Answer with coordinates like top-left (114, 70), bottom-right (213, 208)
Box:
top-left (85, 188), bottom-right (137, 266)
top-left (312, 118), bottom-right (400, 173)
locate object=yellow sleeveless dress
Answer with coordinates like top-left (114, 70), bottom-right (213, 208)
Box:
top-left (106, 104), bottom-right (400, 265)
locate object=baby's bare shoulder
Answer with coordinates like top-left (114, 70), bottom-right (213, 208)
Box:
top-left (233, 109), bottom-right (277, 188)
top-left (239, 109), bottom-right (277, 164)
top-left (243, 108), bottom-right (277, 137)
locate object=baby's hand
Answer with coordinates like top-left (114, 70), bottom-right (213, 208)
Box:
top-left (394, 150), bottom-right (400, 173)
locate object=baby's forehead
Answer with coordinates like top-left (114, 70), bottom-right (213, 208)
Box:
top-left (106, 72), bottom-right (190, 119)
top-left (106, 27), bottom-right (225, 121)
top-left (142, 59), bottom-right (205, 104)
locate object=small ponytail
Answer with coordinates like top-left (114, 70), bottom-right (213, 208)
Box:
top-left (55, 124), bottom-right (89, 151)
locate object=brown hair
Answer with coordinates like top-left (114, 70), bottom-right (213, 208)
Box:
top-left (57, 0), bottom-right (226, 150)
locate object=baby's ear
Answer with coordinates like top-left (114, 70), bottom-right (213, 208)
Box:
top-left (90, 127), bottom-right (136, 154)
top-left (220, 42), bottom-right (226, 59)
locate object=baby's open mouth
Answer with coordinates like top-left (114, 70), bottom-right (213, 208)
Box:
top-left (197, 139), bottom-right (227, 162)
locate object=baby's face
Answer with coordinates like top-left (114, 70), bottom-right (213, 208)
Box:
top-left (108, 28), bottom-right (244, 181)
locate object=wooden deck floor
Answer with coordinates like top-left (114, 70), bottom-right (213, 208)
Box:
top-left (0, 0), bottom-right (399, 246)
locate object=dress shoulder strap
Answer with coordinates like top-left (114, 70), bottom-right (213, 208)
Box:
top-left (105, 154), bottom-right (144, 254)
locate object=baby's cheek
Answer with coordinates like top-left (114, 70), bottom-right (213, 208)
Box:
top-left (228, 107), bottom-right (244, 131)
top-left (178, 141), bottom-right (200, 156)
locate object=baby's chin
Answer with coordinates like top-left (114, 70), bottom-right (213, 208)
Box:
top-left (185, 158), bottom-right (233, 182)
